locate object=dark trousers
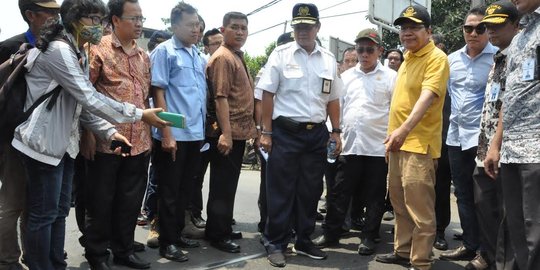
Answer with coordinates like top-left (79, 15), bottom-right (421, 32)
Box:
top-left (324, 155), bottom-right (387, 239)
top-left (324, 161), bottom-right (338, 204)
top-left (448, 146), bottom-right (479, 251)
top-left (73, 154), bottom-right (87, 243)
top-left (435, 144), bottom-right (451, 235)
top-left (473, 166), bottom-right (503, 268)
top-left (501, 163), bottom-right (540, 270)
top-left (22, 154), bottom-right (73, 270)
top-left (264, 123), bottom-right (328, 252)
top-left (190, 139), bottom-right (211, 219)
top-left (154, 139), bottom-right (201, 247)
top-left (257, 147), bottom-right (268, 233)
top-left (84, 152), bottom-right (149, 261)
top-left (205, 137), bottom-right (245, 241)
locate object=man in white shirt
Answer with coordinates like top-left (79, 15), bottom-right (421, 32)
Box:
top-left (313, 29), bottom-right (396, 256)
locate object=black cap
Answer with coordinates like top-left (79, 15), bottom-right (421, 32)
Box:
top-left (481, 0), bottom-right (518, 24)
top-left (149, 31), bottom-right (171, 44)
top-left (277, 32), bottom-right (295, 46)
top-left (291, 3), bottom-right (319, 25)
top-left (393, 4), bottom-right (431, 27)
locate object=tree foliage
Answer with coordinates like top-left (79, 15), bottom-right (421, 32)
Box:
top-left (245, 41), bottom-right (277, 79)
top-left (382, 0), bottom-right (499, 54)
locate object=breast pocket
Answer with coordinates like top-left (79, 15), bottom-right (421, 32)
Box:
top-left (171, 65), bottom-right (196, 87)
top-left (371, 81), bottom-right (391, 105)
top-left (282, 66), bottom-right (304, 92)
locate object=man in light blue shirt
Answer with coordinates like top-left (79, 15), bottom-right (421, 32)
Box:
top-left (439, 6), bottom-right (498, 264)
top-left (149, 2), bottom-right (206, 263)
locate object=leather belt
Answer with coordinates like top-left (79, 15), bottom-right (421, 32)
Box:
top-left (274, 116), bottom-right (324, 132)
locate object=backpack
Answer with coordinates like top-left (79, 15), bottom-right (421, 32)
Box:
top-left (0, 43), bottom-right (63, 143)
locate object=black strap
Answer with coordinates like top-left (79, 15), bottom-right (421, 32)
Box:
top-left (23, 84), bottom-right (62, 119)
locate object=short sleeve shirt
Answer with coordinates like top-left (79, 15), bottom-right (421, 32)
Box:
top-left (341, 62), bottom-right (396, 157)
top-left (256, 42), bottom-right (343, 123)
top-left (500, 8), bottom-right (540, 164)
top-left (388, 41), bottom-right (450, 159)
top-left (205, 45), bottom-right (256, 140)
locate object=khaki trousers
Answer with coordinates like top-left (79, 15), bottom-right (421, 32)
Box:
top-left (388, 150), bottom-right (437, 270)
top-left (0, 143), bottom-right (26, 268)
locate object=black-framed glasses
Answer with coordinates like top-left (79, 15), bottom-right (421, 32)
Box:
top-left (463, 24), bottom-right (486, 34)
top-left (121, 16), bottom-right (146, 23)
top-left (356, 46), bottom-right (376, 54)
top-left (83, 15), bottom-right (107, 26)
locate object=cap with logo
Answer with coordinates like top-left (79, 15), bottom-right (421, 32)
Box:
top-left (355, 28), bottom-right (381, 45)
top-left (277, 31), bottom-right (295, 46)
top-left (19, 0), bottom-right (60, 9)
top-left (291, 3), bottom-right (319, 25)
top-left (481, 0), bottom-right (518, 24)
top-left (393, 4), bottom-right (431, 27)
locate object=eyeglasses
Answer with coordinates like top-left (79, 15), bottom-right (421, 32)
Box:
top-left (399, 25), bottom-right (425, 32)
top-left (356, 46), bottom-right (376, 54)
top-left (463, 24), bottom-right (486, 34)
top-left (121, 16), bottom-right (146, 23)
top-left (83, 15), bottom-right (108, 26)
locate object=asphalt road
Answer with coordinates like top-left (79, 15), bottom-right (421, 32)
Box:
top-left (62, 167), bottom-right (468, 270)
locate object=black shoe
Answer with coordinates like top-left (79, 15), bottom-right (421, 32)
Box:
top-left (453, 233), bottom-right (463, 240)
top-left (211, 239), bottom-right (240, 253)
top-left (293, 244), bottom-right (327, 260)
top-left (440, 246), bottom-right (476, 261)
top-left (231, 231), bottom-right (243, 240)
top-left (89, 260), bottom-right (111, 270)
top-left (113, 254), bottom-right (150, 269)
top-left (133, 241), bottom-right (145, 252)
top-left (177, 236), bottom-right (200, 248)
top-left (316, 212), bottom-right (324, 221)
top-left (191, 215), bottom-right (206, 228)
top-left (375, 252), bottom-right (410, 266)
top-left (231, 218), bottom-right (236, 225)
top-left (267, 251), bottom-right (286, 267)
top-left (433, 234), bottom-right (448, 250)
top-left (357, 238), bottom-right (376, 255)
top-left (159, 245), bottom-right (188, 262)
top-left (313, 235), bottom-right (339, 248)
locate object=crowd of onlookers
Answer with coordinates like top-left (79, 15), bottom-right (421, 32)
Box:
top-left (0, 0), bottom-right (539, 270)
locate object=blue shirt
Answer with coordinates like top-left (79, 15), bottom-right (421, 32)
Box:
top-left (446, 43), bottom-right (498, 150)
top-left (150, 36), bottom-right (207, 141)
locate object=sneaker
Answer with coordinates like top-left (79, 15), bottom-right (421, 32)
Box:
top-left (267, 251), bottom-right (286, 267)
top-left (293, 244), bottom-right (327, 260)
top-left (382, 211), bottom-right (395, 221)
top-left (147, 219), bottom-right (159, 248)
top-left (137, 212), bottom-right (148, 226)
top-left (465, 253), bottom-right (489, 270)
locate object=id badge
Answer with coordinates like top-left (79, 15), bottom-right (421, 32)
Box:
top-left (488, 82), bottom-right (500, 102)
top-left (522, 58), bottom-right (535, 81)
top-left (322, 78), bottom-right (332, 94)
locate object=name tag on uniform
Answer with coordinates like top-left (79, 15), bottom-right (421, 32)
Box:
top-left (322, 78), bottom-right (332, 94)
top-left (488, 82), bottom-right (500, 102)
top-left (522, 58), bottom-right (535, 81)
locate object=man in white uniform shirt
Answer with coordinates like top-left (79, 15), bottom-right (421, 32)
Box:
top-left (313, 29), bottom-right (396, 256)
top-left (258, 3), bottom-right (343, 267)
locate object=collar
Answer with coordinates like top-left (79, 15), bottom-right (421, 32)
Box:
top-left (25, 29), bottom-right (37, 46)
top-left (293, 41), bottom-right (321, 55)
top-left (461, 42), bottom-right (498, 58)
top-left (406, 40), bottom-right (435, 59)
top-left (111, 33), bottom-right (136, 49)
top-left (172, 35), bottom-right (201, 55)
top-left (222, 43), bottom-right (244, 56)
top-left (355, 61), bottom-right (383, 75)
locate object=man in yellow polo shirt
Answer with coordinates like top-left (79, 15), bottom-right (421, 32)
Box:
top-left (375, 4), bottom-right (449, 270)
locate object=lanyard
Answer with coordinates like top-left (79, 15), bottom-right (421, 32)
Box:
top-left (25, 29), bottom-right (36, 47)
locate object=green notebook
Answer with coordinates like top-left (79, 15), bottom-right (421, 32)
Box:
top-left (157, 112), bottom-right (186, 128)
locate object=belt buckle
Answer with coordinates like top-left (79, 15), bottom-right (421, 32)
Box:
top-left (306, 124), bottom-right (314, 130)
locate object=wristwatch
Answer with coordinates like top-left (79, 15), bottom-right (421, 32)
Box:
top-left (331, 128), bottom-right (342, 134)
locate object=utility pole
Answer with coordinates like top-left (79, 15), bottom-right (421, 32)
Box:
top-left (471, 0), bottom-right (485, 7)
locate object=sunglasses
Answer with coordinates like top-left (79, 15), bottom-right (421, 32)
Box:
top-left (463, 24), bottom-right (486, 34)
top-left (356, 46), bottom-right (376, 54)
